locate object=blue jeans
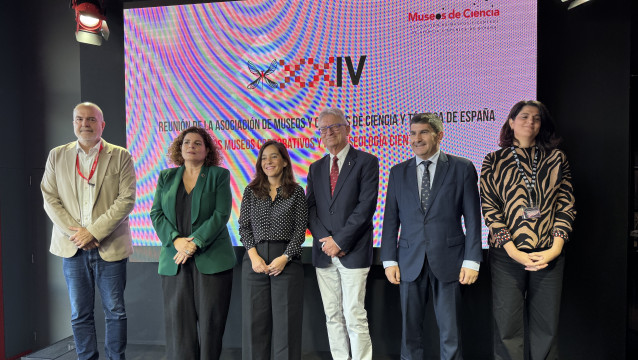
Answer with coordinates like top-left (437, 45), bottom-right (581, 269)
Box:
top-left (63, 248), bottom-right (128, 360)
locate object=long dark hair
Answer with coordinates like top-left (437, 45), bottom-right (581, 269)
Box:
top-left (167, 126), bottom-right (222, 166)
top-left (498, 100), bottom-right (561, 151)
top-left (248, 140), bottom-right (298, 199)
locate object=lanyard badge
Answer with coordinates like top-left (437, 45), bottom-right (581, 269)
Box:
top-left (76, 142), bottom-right (104, 185)
top-left (511, 146), bottom-right (541, 220)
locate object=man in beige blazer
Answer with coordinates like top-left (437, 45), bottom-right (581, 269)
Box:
top-left (41, 102), bottom-right (136, 360)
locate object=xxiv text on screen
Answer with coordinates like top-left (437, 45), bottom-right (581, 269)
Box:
top-left (245, 56), bottom-right (366, 90)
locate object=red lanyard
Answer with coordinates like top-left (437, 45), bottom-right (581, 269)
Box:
top-left (76, 142), bottom-right (104, 183)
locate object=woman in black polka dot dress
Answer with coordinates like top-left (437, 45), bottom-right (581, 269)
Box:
top-left (239, 140), bottom-right (308, 360)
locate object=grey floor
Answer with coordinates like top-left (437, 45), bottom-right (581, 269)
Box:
top-left (23, 337), bottom-right (398, 359)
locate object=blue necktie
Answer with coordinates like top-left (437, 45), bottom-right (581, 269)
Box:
top-left (420, 160), bottom-right (432, 212)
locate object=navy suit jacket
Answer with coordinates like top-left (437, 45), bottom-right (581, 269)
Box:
top-left (380, 152), bottom-right (482, 283)
top-left (307, 147), bottom-right (379, 268)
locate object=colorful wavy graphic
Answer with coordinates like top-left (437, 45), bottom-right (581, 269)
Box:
top-left (124, 0), bottom-right (537, 254)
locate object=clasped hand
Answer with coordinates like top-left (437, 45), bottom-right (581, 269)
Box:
top-left (508, 248), bottom-right (560, 271)
top-left (250, 255), bottom-right (287, 276)
top-left (503, 239), bottom-right (563, 271)
top-left (173, 237), bottom-right (197, 265)
top-left (319, 236), bottom-right (346, 257)
top-left (69, 227), bottom-right (99, 250)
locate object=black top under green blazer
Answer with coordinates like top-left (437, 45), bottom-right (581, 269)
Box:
top-left (151, 165), bottom-right (236, 276)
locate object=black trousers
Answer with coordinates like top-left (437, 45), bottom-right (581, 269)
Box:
top-left (242, 242), bottom-right (304, 360)
top-left (490, 247), bottom-right (565, 360)
top-left (161, 260), bottom-right (233, 360)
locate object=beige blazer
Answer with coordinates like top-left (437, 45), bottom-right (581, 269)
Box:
top-left (41, 140), bottom-right (136, 261)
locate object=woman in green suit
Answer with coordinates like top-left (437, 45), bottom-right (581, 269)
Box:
top-left (150, 126), bottom-right (236, 360)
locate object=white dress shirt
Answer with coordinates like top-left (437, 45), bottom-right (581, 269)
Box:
top-left (75, 140), bottom-right (103, 227)
top-left (329, 143), bottom-right (351, 173)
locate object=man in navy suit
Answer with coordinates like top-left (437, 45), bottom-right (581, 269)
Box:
top-left (380, 113), bottom-right (482, 360)
top-left (307, 107), bottom-right (379, 360)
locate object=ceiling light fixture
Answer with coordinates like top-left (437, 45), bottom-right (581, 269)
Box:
top-left (561, 0), bottom-right (592, 10)
top-left (70, 0), bottom-right (109, 46)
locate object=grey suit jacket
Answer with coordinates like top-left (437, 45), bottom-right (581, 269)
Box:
top-left (41, 139), bottom-right (136, 261)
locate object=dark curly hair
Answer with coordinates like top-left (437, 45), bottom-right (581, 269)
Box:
top-left (167, 126), bottom-right (222, 167)
top-left (498, 100), bottom-right (561, 151)
top-left (248, 140), bottom-right (298, 199)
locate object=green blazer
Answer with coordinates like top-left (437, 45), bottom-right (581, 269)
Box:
top-left (151, 165), bottom-right (236, 276)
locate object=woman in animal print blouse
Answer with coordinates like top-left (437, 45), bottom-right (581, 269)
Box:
top-left (480, 100), bottom-right (576, 360)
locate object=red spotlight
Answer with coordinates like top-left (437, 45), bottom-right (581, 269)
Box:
top-left (71, 0), bottom-right (110, 46)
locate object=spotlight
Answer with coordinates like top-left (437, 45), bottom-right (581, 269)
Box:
top-left (70, 0), bottom-right (109, 46)
top-left (561, 0), bottom-right (592, 10)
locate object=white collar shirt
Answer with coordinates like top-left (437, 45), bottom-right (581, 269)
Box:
top-left (75, 139), bottom-right (103, 227)
top-left (329, 143), bottom-right (351, 174)
top-left (415, 150), bottom-right (440, 197)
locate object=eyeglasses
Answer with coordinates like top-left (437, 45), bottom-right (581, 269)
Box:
top-left (317, 123), bottom-right (348, 135)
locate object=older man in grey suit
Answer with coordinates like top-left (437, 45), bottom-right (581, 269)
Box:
top-left (41, 102), bottom-right (136, 360)
top-left (307, 107), bottom-right (379, 360)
